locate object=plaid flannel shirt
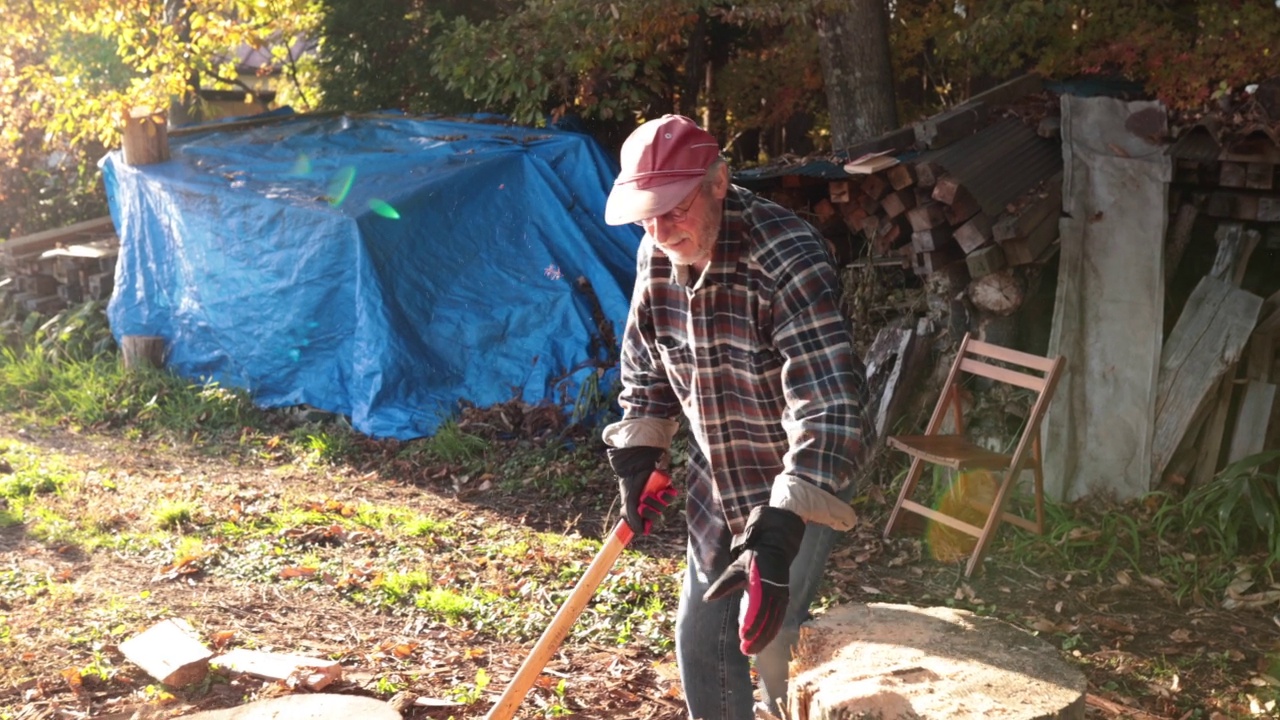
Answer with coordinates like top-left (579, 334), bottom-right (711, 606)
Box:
top-left (614, 185), bottom-right (870, 572)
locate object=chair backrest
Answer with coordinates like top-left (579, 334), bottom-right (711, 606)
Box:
top-left (927, 333), bottom-right (1064, 473)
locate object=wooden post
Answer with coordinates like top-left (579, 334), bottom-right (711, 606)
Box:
top-left (122, 108), bottom-right (170, 166)
top-left (122, 335), bottom-right (167, 370)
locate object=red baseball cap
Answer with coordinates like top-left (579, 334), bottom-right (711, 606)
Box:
top-left (605, 115), bottom-right (721, 226)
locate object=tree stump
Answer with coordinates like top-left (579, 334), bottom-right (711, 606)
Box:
top-left (121, 335), bottom-right (167, 370)
top-left (789, 603), bottom-right (1085, 720)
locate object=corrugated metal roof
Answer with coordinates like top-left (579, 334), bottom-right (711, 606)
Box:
top-left (915, 118), bottom-right (1062, 217)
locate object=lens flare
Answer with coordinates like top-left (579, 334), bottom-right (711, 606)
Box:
top-left (924, 470), bottom-right (997, 564)
top-left (327, 166), bottom-right (356, 207)
top-left (289, 153), bottom-right (312, 176)
top-left (368, 199), bottom-right (400, 219)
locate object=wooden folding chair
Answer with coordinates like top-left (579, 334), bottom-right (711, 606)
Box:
top-left (883, 333), bottom-right (1064, 577)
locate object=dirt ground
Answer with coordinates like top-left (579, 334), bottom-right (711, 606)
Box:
top-left (1, 417), bottom-right (1277, 720)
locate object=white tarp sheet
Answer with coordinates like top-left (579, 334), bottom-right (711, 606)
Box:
top-left (1043, 95), bottom-right (1173, 501)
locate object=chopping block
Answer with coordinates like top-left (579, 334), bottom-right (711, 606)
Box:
top-left (788, 603), bottom-right (1085, 720)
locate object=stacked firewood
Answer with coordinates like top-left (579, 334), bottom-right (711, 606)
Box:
top-left (829, 155), bottom-right (1063, 326)
top-left (1, 216), bottom-right (120, 318)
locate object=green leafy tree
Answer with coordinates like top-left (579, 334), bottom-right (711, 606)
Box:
top-left (0, 0), bottom-right (322, 238)
top-left (314, 0), bottom-right (510, 114)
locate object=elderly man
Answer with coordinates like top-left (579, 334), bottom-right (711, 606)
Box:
top-left (600, 114), bottom-right (871, 719)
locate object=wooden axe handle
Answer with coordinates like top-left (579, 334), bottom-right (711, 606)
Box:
top-left (483, 470), bottom-right (671, 720)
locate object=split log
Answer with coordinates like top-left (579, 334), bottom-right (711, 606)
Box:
top-left (932, 175), bottom-right (964, 206)
top-left (828, 180), bottom-right (850, 204)
top-left (788, 604), bottom-right (1085, 720)
top-left (119, 618), bottom-right (212, 688)
top-left (915, 244), bottom-right (964, 276)
top-left (913, 161), bottom-right (943, 188)
top-left (954, 213), bottom-right (993, 254)
top-left (861, 173), bottom-right (890, 200)
top-left (863, 325), bottom-right (929, 437)
top-left (886, 163), bottom-right (916, 191)
top-left (880, 189), bottom-right (917, 219)
top-left (213, 648), bottom-right (343, 691)
top-left (966, 243), bottom-right (1008, 279)
top-left (906, 202), bottom-right (949, 233)
top-left (968, 268), bottom-right (1027, 316)
top-left (911, 226), bottom-right (953, 253)
top-left (943, 188), bottom-right (981, 226)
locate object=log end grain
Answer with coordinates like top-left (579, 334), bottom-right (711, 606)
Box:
top-left (789, 603), bottom-right (1085, 720)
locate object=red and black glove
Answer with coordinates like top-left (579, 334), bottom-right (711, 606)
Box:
top-left (607, 446), bottom-right (676, 535)
top-left (702, 506), bottom-right (805, 655)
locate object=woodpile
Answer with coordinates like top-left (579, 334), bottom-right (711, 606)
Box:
top-left (748, 74), bottom-right (1063, 347)
top-left (1157, 141), bottom-right (1280, 485)
top-left (824, 114), bottom-right (1063, 345)
top-left (0, 216), bottom-right (120, 319)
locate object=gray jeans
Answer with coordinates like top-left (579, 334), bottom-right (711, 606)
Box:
top-left (674, 520), bottom-right (843, 719)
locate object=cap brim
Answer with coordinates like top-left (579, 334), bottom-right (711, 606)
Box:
top-left (604, 176), bottom-right (703, 226)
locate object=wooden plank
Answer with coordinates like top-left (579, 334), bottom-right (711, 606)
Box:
top-left (1163, 200), bottom-right (1201, 283)
top-left (1257, 196), bottom-right (1280, 222)
top-left (1190, 371), bottom-right (1237, 487)
top-left (914, 100), bottom-right (990, 150)
top-left (1226, 381), bottom-right (1277, 464)
top-left (1218, 162), bottom-right (1247, 188)
top-left (1208, 223), bottom-right (1260, 286)
top-left (1245, 162), bottom-right (1274, 190)
top-left (1, 216), bottom-right (116, 260)
top-left (1151, 277), bottom-right (1264, 484)
top-left (992, 176), bottom-right (1063, 243)
top-left (1002, 211), bottom-right (1058, 265)
top-left (968, 72), bottom-right (1044, 109)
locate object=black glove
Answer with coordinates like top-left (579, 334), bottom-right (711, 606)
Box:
top-left (607, 446), bottom-right (674, 535)
top-left (702, 506), bottom-right (805, 655)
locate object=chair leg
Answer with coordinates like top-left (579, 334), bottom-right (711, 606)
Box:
top-left (1031, 439), bottom-right (1045, 535)
top-left (884, 456), bottom-right (928, 538)
top-left (964, 470), bottom-right (1017, 578)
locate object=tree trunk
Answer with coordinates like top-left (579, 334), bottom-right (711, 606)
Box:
top-left (814, 0), bottom-right (899, 150)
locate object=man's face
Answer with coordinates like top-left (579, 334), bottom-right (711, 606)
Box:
top-left (637, 168), bottom-right (725, 270)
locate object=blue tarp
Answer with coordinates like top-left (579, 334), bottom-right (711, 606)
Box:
top-left (101, 113), bottom-right (642, 439)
